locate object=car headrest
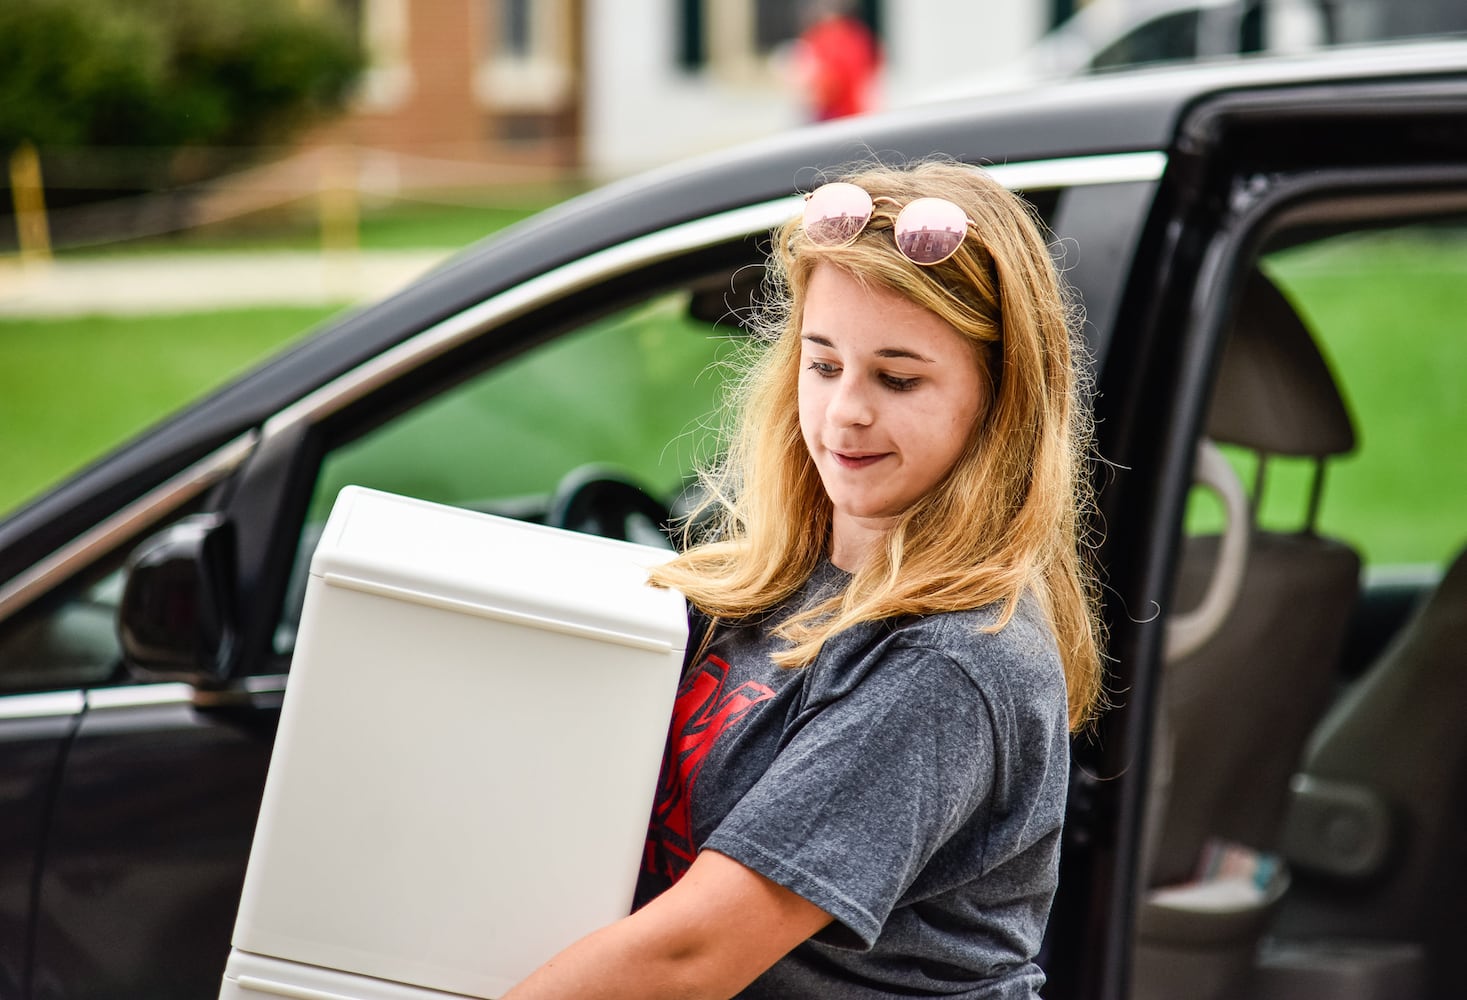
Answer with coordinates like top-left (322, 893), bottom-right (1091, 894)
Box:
top-left (1205, 270), bottom-right (1355, 458)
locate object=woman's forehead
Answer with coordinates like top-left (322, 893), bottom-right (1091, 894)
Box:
top-left (800, 263), bottom-right (974, 360)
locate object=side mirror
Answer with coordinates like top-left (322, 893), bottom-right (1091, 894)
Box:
top-left (118, 513), bottom-right (237, 685)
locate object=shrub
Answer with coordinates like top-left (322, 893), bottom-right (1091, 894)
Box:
top-left (0, 0), bottom-right (362, 156)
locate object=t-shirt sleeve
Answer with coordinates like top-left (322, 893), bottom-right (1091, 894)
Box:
top-left (701, 638), bottom-right (996, 947)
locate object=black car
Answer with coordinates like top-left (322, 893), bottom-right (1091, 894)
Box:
top-left (2, 39), bottom-right (1465, 1000)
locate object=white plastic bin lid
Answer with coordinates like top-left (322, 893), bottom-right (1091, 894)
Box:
top-left (313, 485), bottom-right (686, 652)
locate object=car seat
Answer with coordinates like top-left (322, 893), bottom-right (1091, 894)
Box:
top-left (1259, 544), bottom-right (1467, 1000)
top-left (1131, 269), bottom-right (1361, 1000)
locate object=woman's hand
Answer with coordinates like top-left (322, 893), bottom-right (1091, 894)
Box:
top-left (503, 850), bottom-right (832, 1000)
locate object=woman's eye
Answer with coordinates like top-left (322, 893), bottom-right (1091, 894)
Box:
top-left (807, 361), bottom-right (838, 377)
top-left (882, 374), bottom-right (920, 391)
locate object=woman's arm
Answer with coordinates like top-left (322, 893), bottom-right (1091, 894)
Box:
top-left (503, 850), bottom-right (832, 1000)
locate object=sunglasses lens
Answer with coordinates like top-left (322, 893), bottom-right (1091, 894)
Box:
top-left (803, 182), bottom-right (874, 245)
top-left (894, 197), bottom-right (969, 265)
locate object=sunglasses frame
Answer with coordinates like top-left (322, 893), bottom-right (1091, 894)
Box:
top-left (802, 181), bottom-right (978, 266)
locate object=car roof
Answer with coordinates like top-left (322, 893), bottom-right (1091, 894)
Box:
top-left (4, 38), bottom-right (1467, 574)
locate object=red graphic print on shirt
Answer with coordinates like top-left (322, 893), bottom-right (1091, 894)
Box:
top-left (643, 654), bottom-right (775, 885)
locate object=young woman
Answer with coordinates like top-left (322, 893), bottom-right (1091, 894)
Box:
top-left (505, 159), bottom-right (1105, 999)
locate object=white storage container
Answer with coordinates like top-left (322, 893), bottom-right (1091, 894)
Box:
top-left (220, 486), bottom-right (687, 1000)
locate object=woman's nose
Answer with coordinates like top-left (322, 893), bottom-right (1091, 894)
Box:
top-left (827, 373), bottom-right (875, 426)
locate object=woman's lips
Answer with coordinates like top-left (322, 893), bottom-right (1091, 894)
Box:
top-left (832, 450), bottom-right (888, 469)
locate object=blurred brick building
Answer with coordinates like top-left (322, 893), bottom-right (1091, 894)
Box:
top-left (299, 0), bottom-right (1052, 182)
top-left (265, 0), bottom-right (1092, 191)
top-left (306, 0), bottom-right (583, 179)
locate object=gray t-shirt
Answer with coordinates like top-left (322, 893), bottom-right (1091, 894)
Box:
top-left (636, 562), bottom-right (1071, 998)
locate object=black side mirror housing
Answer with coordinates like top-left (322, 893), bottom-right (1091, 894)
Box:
top-left (118, 513), bottom-right (237, 685)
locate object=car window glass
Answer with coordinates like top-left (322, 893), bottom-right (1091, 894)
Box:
top-left (0, 568), bottom-right (122, 693)
top-left (0, 502), bottom-right (201, 693)
top-left (1184, 217), bottom-right (1466, 573)
top-left (274, 289), bottom-right (739, 656)
top-left (1090, 10), bottom-right (1202, 71)
top-left (306, 293), bottom-right (731, 520)
top-left (1256, 221), bottom-right (1465, 570)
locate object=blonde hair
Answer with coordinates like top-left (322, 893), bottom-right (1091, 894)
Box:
top-left (650, 159), bottom-right (1105, 730)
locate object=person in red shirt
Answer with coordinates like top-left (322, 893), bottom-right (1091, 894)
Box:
top-left (791, 0), bottom-right (881, 121)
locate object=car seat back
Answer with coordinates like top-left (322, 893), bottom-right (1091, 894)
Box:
top-left (1152, 268), bottom-right (1360, 886)
top-left (1273, 544), bottom-right (1467, 998)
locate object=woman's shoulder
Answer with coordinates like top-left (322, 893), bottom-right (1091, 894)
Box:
top-left (886, 594), bottom-right (1066, 704)
top-left (894, 591), bottom-right (1056, 653)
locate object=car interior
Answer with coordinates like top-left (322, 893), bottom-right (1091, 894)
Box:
top-left (1135, 201), bottom-right (1466, 1000)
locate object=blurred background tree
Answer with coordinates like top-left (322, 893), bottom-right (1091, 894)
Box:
top-left (0, 0), bottom-right (362, 195)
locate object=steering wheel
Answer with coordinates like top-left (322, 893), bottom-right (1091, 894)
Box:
top-left (546, 465), bottom-right (673, 547)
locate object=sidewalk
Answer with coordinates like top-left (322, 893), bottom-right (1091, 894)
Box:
top-left (0, 249), bottom-right (455, 317)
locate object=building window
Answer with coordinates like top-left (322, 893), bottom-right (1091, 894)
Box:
top-left (677, 0), bottom-right (705, 70)
top-left (753, 0), bottom-right (803, 53)
top-left (499, 0), bottom-right (532, 56)
top-left (677, 0), bottom-right (881, 79)
top-left (476, 0), bottom-right (575, 113)
top-left (349, 0), bottom-right (412, 111)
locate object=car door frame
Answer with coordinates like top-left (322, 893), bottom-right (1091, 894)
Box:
top-left (1056, 76), bottom-right (1467, 1000)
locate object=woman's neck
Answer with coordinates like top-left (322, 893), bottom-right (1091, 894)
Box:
top-left (828, 513), bottom-right (890, 573)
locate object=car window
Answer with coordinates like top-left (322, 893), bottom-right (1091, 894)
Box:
top-left (1183, 217), bottom-right (1466, 573)
top-left (0, 566), bottom-right (123, 693)
top-left (306, 293), bottom-right (732, 521)
top-left (1090, 10), bottom-right (1203, 71)
top-left (273, 288), bottom-right (740, 655)
top-left (1257, 220), bottom-right (1465, 570)
top-left (0, 501), bottom-right (204, 694)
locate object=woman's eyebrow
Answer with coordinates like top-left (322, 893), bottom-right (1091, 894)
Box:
top-left (801, 334), bottom-right (934, 364)
top-left (875, 348), bottom-right (935, 363)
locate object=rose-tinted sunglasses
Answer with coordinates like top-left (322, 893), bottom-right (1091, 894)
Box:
top-left (802, 181), bottom-right (978, 266)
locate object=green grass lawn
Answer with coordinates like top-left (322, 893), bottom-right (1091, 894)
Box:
top-left (0, 307), bottom-right (337, 515)
top-left (0, 188), bottom-right (573, 516)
